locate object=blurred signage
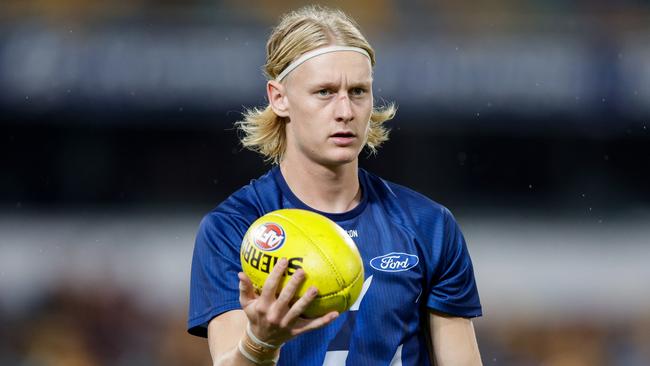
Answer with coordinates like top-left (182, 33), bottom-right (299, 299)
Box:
top-left (1, 26), bottom-right (648, 119)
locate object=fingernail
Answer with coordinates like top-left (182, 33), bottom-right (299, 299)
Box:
top-left (279, 258), bottom-right (288, 266)
top-left (309, 287), bottom-right (318, 296)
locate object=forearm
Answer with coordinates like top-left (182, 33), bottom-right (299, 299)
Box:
top-left (213, 347), bottom-right (257, 366)
top-left (210, 327), bottom-right (281, 366)
top-left (213, 345), bottom-right (280, 366)
top-left (209, 315), bottom-right (282, 366)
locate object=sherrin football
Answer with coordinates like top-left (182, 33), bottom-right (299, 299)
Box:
top-left (240, 209), bottom-right (364, 318)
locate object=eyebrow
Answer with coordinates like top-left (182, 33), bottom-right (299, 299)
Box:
top-left (309, 79), bottom-right (373, 89)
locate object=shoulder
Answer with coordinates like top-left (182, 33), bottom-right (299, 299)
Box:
top-left (362, 169), bottom-right (453, 226)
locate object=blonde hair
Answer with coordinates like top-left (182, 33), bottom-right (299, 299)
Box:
top-left (235, 5), bottom-right (396, 164)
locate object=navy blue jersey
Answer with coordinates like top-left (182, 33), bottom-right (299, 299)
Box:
top-left (188, 167), bottom-right (481, 365)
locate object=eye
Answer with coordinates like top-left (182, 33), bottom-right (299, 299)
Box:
top-left (317, 89), bottom-right (332, 97)
top-left (350, 87), bottom-right (367, 97)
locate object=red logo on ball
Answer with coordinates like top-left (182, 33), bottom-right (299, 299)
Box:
top-left (253, 223), bottom-right (285, 251)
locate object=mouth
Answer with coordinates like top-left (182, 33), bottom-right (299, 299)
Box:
top-left (329, 131), bottom-right (357, 146)
top-left (330, 131), bottom-right (356, 138)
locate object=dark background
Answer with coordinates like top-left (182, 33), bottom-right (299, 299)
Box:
top-left (4, 113), bottom-right (648, 213)
top-left (1, 1), bottom-right (649, 365)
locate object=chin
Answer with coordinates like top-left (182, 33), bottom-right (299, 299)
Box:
top-left (321, 152), bottom-right (359, 166)
top-left (305, 145), bottom-right (362, 167)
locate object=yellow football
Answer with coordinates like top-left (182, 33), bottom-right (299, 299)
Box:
top-left (240, 208), bottom-right (364, 318)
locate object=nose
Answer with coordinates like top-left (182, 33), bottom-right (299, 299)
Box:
top-left (334, 93), bottom-right (353, 122)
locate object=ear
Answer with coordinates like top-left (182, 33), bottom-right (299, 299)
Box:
top-left (267, 80), bottom-right (290, 118)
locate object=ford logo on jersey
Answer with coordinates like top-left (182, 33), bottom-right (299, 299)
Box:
top-left (370, 252), bottom-right (419, 272)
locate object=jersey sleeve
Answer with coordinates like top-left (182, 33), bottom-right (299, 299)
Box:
top-left (187, 212), bottom-right (250, 337)
top-left (426, 208), bottom-right (482, 318)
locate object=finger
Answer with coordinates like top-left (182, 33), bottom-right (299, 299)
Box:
top-left (238, 272), bottom-right (257, 307)
top-left (282, 285), bottom-right (318, 323)
top-left (274, 268), bottom-right (305, 310)
top-left (292, 311), bottom-right (339, 336)
top-left (259, 257), bottom-right (288, 303)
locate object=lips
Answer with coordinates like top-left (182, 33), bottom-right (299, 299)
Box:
top-left (330, 131), bottom-right (356, 138)
top-left (330, 131), bottom-right (357, 146)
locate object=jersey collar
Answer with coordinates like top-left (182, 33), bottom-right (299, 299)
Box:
top-left (271, 166), bottom-right (368, 222)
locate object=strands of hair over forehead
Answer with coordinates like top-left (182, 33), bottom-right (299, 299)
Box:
top-left (235, 5), bottom-right (396, 164)
top-left (264, 6), bottom-right (374, 80)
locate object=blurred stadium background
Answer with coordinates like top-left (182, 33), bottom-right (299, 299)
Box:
top-left (1, 0), bottom-right (649, 365)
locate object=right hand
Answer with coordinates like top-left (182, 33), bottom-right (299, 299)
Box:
top-left (238, 257), bottom-right (339, 346)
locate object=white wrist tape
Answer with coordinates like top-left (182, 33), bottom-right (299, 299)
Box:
top-left (275, 45), bottom-right (371, 81)
top-left (237, 340), bottom-right (278, 365)
top-left (246, 323), bottom-right (281, 349)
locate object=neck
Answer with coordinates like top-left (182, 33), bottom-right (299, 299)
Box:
top-left (279, 158), bottom-right (361, 214)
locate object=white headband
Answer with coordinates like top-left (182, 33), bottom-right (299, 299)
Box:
top-left (275, 45), bottom-right (371, 81)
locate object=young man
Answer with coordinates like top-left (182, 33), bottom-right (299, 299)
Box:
top-left (188, 6), bottom-right (482, 365)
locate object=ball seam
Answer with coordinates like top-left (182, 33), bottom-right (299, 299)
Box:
top-left (315, 265), bottom-right (363, 300)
